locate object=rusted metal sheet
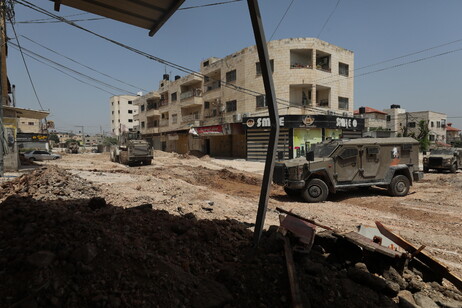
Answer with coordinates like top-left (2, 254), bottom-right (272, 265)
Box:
top-left (280, 214), bottom-right (316, 246)
top-left (283, 236), bottom-right (304, 308)
top-left (276, 207), bottom-right (336, 232)
top-left (376, 221), bottom-right (462, 291)
top-left (343, 231), bottom-right (405, 259)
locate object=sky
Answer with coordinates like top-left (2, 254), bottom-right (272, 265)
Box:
top-left (6, 0), bottom-right (462, 134)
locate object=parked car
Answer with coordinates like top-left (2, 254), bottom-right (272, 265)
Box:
top-left (24, 150), bottom-right (61, 161)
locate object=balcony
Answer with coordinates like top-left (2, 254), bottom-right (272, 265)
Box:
top-left (181, 89), bottom-right (203, 108)
top-left (145, 108), bottom-right (160, 116)
top-left (159, 119), bottom-right (169, 127)
top-left (159, 99), bottom-right (169, 108)
top-left (204, 81), bottom-right (221, 93)
top-left (182, 114), bottom-right (201, 123)
top-left (180, 74), bottom-right (203, 86)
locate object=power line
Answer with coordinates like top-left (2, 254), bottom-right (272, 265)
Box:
top-left (16, 17), bottom-right (105, 24)
top-left (269, 0), bottom-right (296, 41)
top-left (9, 42), bottom-right (132, 94)
top-left (7, 11), bottom-right (45, 110)
top-left (178, 0), bottom-right (243, 11)
top-left (9, 45), bottom-right (117, 96)
top-left (19, 35), bottom-right (149, 92)
top-left (317, 0), bottom-right (341, 39)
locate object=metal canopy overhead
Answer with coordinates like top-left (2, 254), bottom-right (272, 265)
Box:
top-left (52, 0), bottom-right (186, 36)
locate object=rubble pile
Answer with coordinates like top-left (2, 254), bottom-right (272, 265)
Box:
top-left (0, 166), bottom-right (100, 202)
top-left (0, 167), bottom-right (461, 307)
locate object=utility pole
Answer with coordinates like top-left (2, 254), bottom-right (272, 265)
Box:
top-left (404, 112), bottom-right (409, 137)
top-left (75, 125), bottom-right (85, 151)
top-left (0, 0), bottom-right (8, 177)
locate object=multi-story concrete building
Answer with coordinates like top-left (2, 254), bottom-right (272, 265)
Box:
top-left (135, 38), bottom-right (363, 159)
top-left (446, 123), bottom-right (461, 145)
top-left (110, 95), bottom-right (139, 136)
top-left (383, 105), bottom-right (447, 144)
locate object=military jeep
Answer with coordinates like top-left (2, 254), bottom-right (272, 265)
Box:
top-left (423, 148), bottom-right (462, 173)
top-left (273, 137), bottom-right (424, 203)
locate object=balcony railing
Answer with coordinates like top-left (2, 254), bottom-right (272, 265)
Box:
top-left (180, 88), bottom-right (202, 100)
top-left (159, 119), bottom-right (169, 127)
top-left (290, 100), bottom-right (312, 107)
top-left (316, 65), bottom-right (331, 73)
top-left (147, 122), bottom-right (158, 128)
top-left (182, 114), bottom-right (200, 123)
top-left (159, 99), bottom-right (169, 107)
top-left (204, 81), bottom-right (221, 92)
top-left (290, 63), bottom-right (312, 69)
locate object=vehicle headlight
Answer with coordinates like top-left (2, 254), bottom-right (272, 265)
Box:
top-left (444, 158), bottom-right (452, 164)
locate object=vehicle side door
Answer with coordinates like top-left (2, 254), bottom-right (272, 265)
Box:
top-left (360, 146), bottom-right (381, 178)
top-left (333, 146), bottom-right (360, 182)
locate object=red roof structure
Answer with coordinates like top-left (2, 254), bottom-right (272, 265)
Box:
top-left (354, 106), bottom-right (387, 115)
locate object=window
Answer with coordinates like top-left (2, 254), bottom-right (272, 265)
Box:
top-left (141, 104), bottom-right (145, 112)
top-left (172, 114), bottom-right (178, 124)
top-left (339, 148), bottom-right (358, 160)
top-left (118, 101), bottom-right (120, 105)
top-left (430, 121), bottom-right (434, 128)
top-left (256, 59), bottom-right (274, 75)
top-left (112, 102), bottom-right (114, 106)
top-left (408, 122), bottom-right (416, 128)
top-left (226, 100), bottom-right (237, 112)
top-left (118, 110), bottom-right (120, 114)
top-left (339, 63), bottom-right (349, 76)
top-left (437, 121), bottom-right (441, 128)
top-left (256, 95), bottom-right (266, 108)
top-left (128, 110), bottom-right (133, 114)
top-left (112, 120), bottom-right (114, 123)
top-left (338, 97), bottom-right (349, 110)
top-left (128, 101), bottom-right (133, 104)
top-left (171, 92), bottom-right (177, 101)
top-left (141, 121), bottom-right (145, 128)
top-left (128, 119), bottom-right (133, 123)
top-left (429, 135), bottom-right (435, 141)
top-left (204, 101), bottom-right (210, 109)
top-left (112, 111), bottom-right (114, 114)
top-left (226, 70), bottom-right (236, 82)
top-left (386, 115), bottom-right (391, 121)
top-left (203, 60), bottom-right (209, 67)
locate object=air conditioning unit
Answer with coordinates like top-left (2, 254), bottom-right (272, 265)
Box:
top-left (193, 120), bottom-right (202, 126)
top-left (242, 112), bottom-right (251, 118)
top-left (343, 112), bottom-right (349, 117)
top-left (233, 113), bottom-right (242, 122)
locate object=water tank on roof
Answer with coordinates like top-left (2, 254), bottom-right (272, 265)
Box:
top-left (359, 107), bottom-right (366, 114)
top-left (390, 104), bottom-right (401, 109)
top-left (175, 75), bottom-right (181, 80)
top-left (163, 74), bottom-right (169, 81)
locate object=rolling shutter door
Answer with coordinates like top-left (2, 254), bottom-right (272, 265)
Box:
top-left (246, 128), bottom-right (290, 161)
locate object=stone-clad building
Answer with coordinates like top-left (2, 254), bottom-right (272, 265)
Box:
top-left (134, 38), bottom-right (363, 159)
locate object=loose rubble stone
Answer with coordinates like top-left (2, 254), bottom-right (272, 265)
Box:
top-left (414, 292), bottom-right (439, 308)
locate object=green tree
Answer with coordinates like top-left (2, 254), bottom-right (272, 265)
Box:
top-left (416, 120), bottom-right (430, 152)
top-left (102, 137), bottom-right (118, 146)
top-left (49, 133), bottom-right (60, 143)
top-left (65, 139), bottom-right (80, 146)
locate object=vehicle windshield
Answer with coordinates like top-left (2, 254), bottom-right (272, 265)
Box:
top-left (430, 149), bottom-right (454, 155)
top-left (311, 141), bottom-right (338, 158)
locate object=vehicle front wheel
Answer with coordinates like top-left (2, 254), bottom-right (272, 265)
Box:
top-left (388, 175), bottom-right (410, 197)
top-left (450, 163), bottom-right (457, 173)
top-left (284, 187), bottom-right (300, 197)
top-left (301, 178), bottom-right (329, 203)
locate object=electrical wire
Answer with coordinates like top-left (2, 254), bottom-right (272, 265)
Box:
top-left (9, 42), bottom-right (132, 94)
top-left (269, 0), bottom-right (296, 41)
top-left (9, 45), bottom-right (118, 96)
top-left (178, 0), bottom-right (243, 11)
top-left (317, 0), bottom-right (341, 39)
top-left (16, 17), bottom-right (105, 24)
top-left (19, 35), bottom-right (149, 92)
top-left (12, 0), bottom-right (462, 118)
top-left (7, 11), bottom-right (45, 110)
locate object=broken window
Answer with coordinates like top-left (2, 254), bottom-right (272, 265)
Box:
top-left (226, 70), bottom-right (236, 82)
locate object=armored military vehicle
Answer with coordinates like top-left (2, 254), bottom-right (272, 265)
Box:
top-left (423, 148), bottom-right (461, 173)
top-left (66, 142), bottom-right (79, 154)
top-left (273, 137), bottom-right (423, 202)
top-left (110, 131), bottom-right (153, 166)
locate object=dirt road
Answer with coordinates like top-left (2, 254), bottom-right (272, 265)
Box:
top-left (25, 151), bottom-right (461, 279)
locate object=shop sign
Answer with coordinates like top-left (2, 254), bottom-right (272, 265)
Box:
top-left (189, 124), bottom-right (232, 136)
top-left (246, 117), bottom-right (284, 128)
top-left (335, 117), bottom-right (359, 129)
top-left (16, 133), bottom-right (48, 142)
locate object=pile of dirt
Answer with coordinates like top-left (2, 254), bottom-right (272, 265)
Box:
top-left (1, 166), bottom-right (461, 307)
top-left (0, 166), bottom-right (100, 202)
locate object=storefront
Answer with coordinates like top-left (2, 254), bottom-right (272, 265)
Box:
top-left (243, 114), bottom-right (364, 161)
top-left (189, 123), bottom-right (246, 157)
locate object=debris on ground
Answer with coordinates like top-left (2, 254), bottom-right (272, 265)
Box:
top-left (1, 162), bottom-right (462, 307)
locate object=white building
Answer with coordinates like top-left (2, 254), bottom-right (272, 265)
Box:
top-left (109, 95), bottom-right (139, 136)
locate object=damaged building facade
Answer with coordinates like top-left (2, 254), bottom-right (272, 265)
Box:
top-left (134, 38), bottom-right (362, 159)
